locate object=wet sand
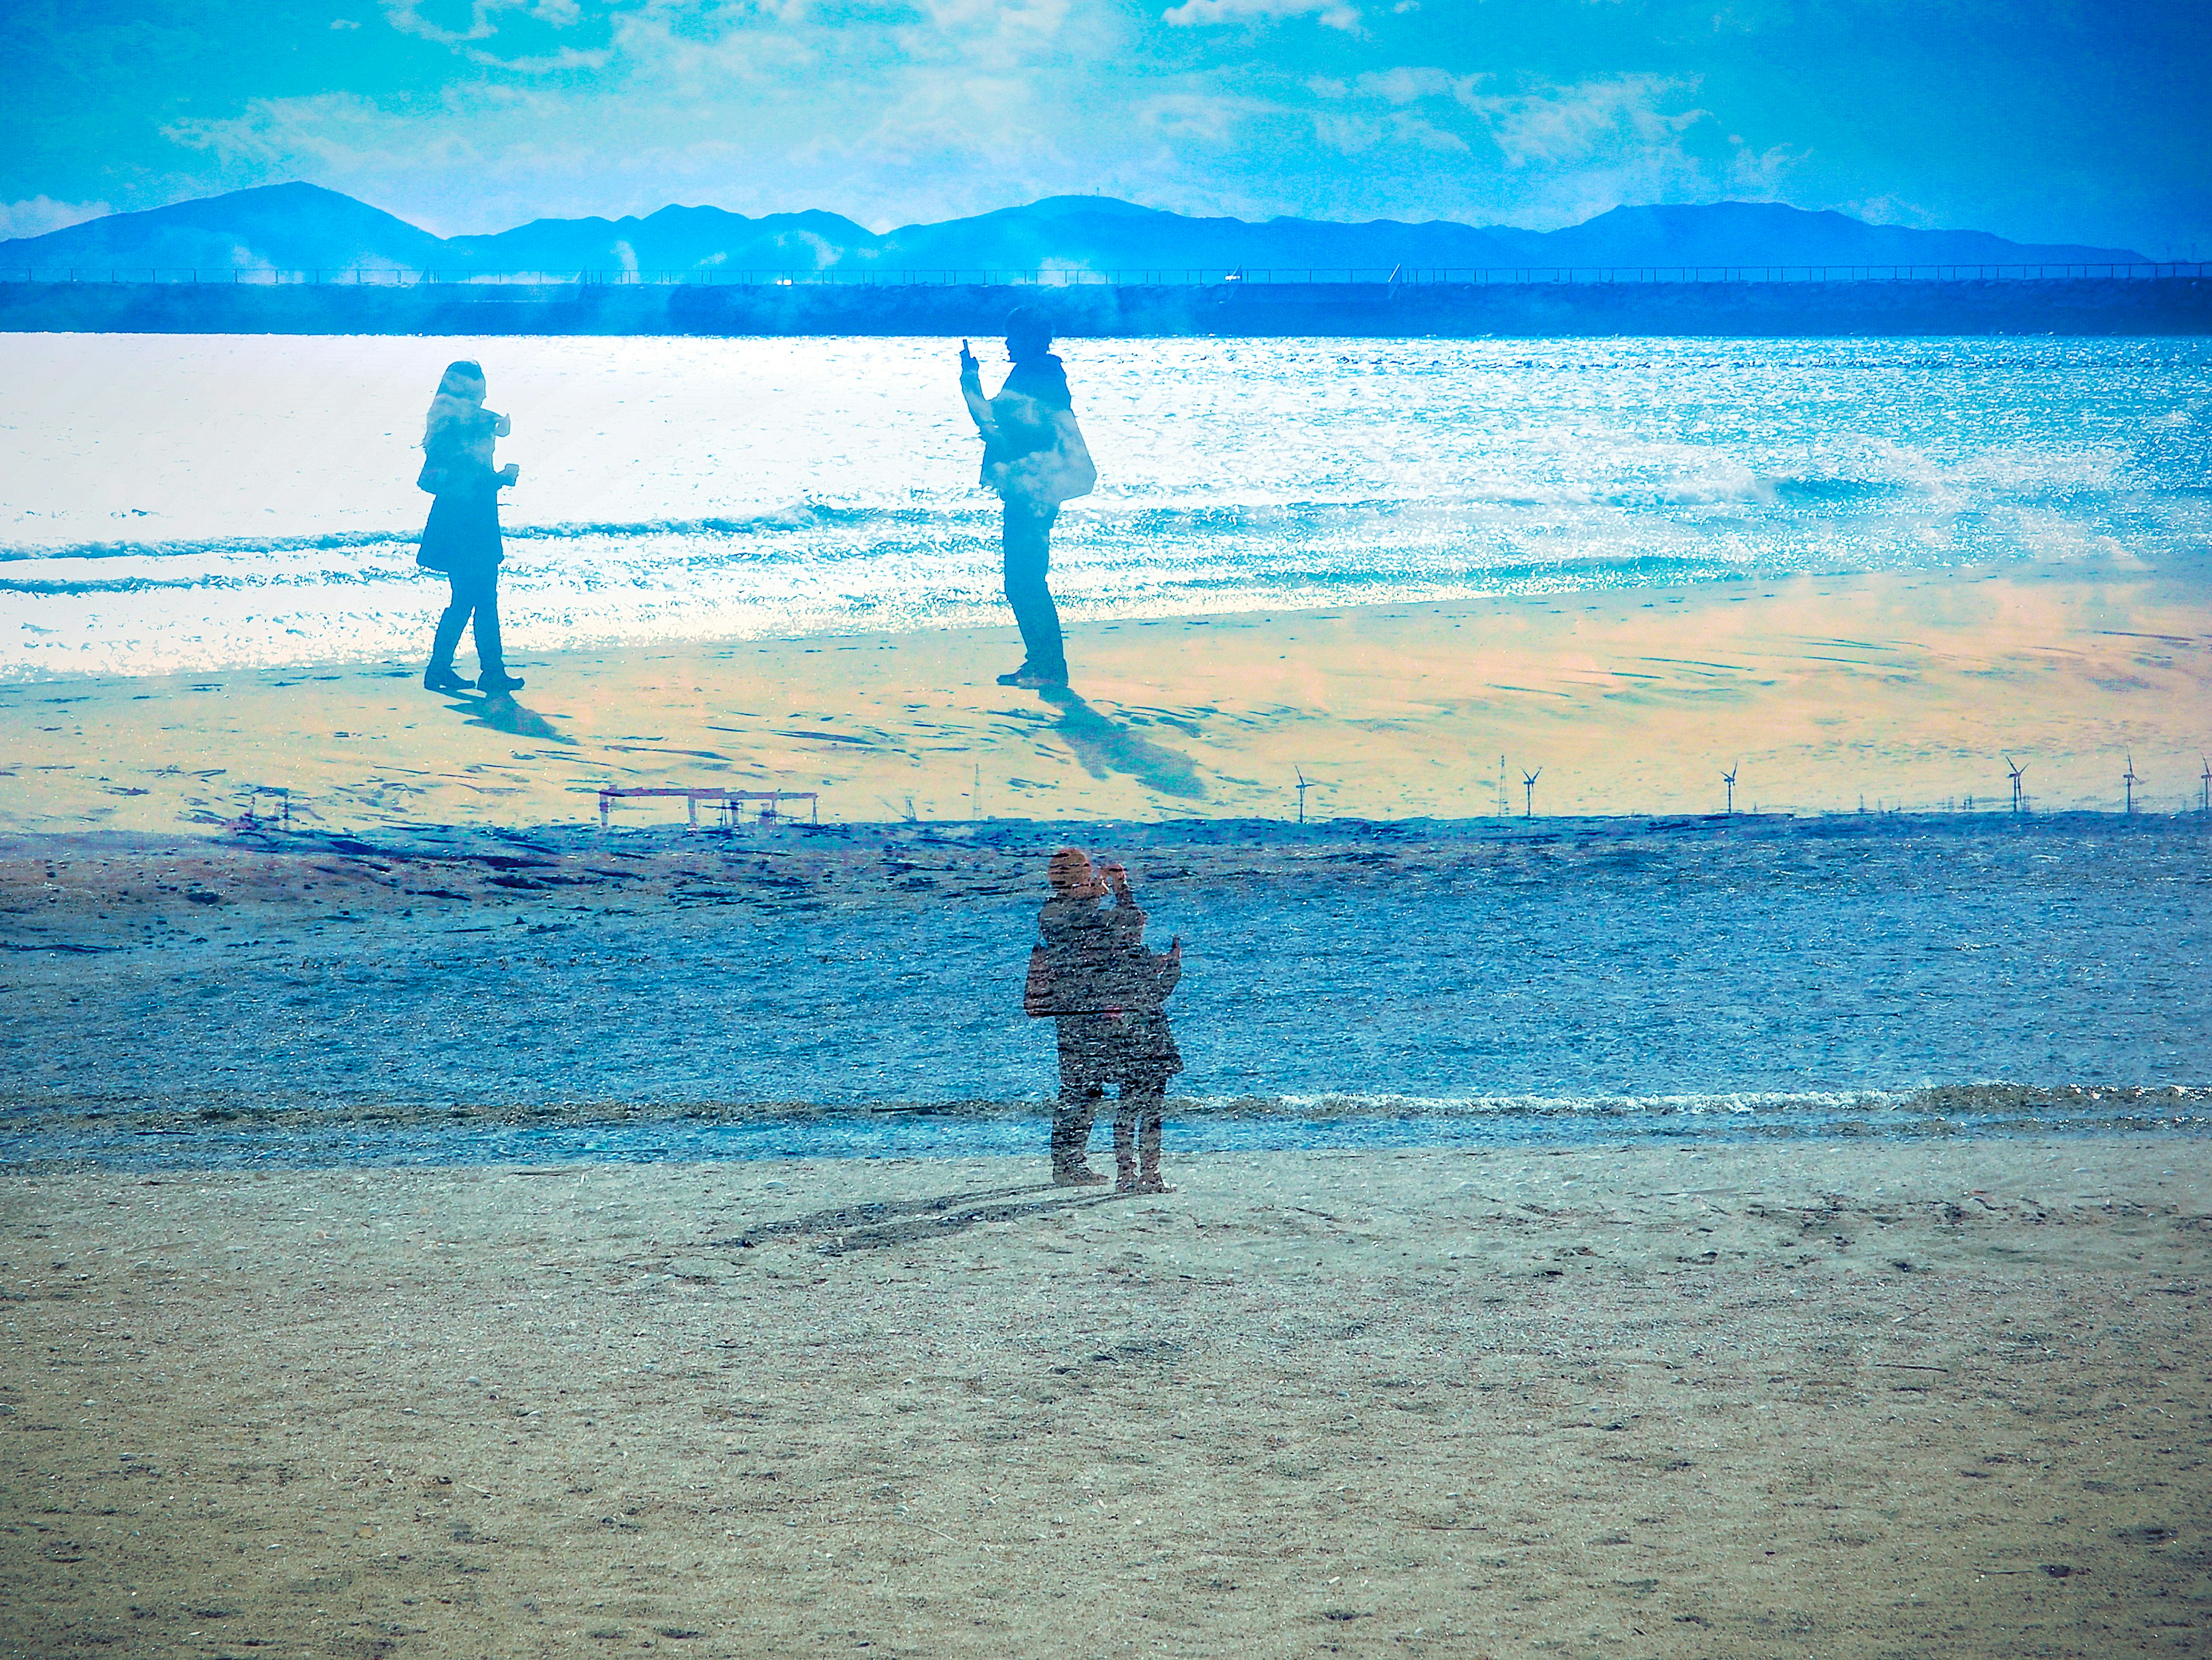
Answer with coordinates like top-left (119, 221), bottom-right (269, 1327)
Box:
top-left (3, 563), bottom-right (2208, 834)
top-left (2, 1137), bottom-right (2207, 1659)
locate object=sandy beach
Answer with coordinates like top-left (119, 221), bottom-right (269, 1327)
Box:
top-left (6, 501), bottom-right (2210, 1659)
top-left (2, 1137), bottom-right (2207, 1659)
top-left (3, 562), bottom-right (2208, 835)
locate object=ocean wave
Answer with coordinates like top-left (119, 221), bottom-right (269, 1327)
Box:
top-left (0, 467), bottom-right (2156, 570)
top-left (6, 1082), bottom-right (2203, 1171)
top-left (0, 573), bottom-right (245, 596)
top-left (503, 504), bottom-right (859, 542)
top-left (12, 1083), bottom-right (2194, 1129)
top-left (0, 527), bottom-right (424, 564)
top-left (0, 502), bottom-right (854, 564)
top-left (0, 496), bottom-right (1599, 563)
top-left (1154, 1082), bottom-right (2211, 1121)
top-left (1763, 474), bottom-right (1917, 506)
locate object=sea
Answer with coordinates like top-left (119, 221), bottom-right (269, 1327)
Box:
top-left (2, 332), bottom-right (2209, 1170)
top-left (2, 332), bottom-right (2209, 679)
top-left (2, 814), bottom-right (2207, 1171)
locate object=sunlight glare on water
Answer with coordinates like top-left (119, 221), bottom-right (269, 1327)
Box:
top-left (1, 333), bottom-right (2206, 678)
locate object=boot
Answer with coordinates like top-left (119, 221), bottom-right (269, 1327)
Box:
top-left (1051, 1093), bottom-right (1105, 1185)
top-left (1135, 1117), bottom-right (1172, 1193)
top-left (423, 606), bottom-right (469, 691)
top-left (478, 668), bottom-right (526, 695)
top-left (1055, 1127), bottom-right (1108, 1186)
top-left (1113, 1117), bottom-right (1139, 1191)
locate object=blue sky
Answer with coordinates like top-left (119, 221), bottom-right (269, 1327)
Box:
top-left (4, 1), bottom-right (2205, 254)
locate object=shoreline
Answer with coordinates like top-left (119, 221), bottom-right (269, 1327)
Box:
top-left (6, 1086), bottom-right (2210, 1177)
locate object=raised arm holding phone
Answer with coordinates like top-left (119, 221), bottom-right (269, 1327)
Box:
top-left (1028, 847), bottom-right (1183, 1192)
top-left (959, 309), bottom-right (1097, 690)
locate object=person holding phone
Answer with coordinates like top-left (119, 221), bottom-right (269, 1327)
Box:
top-left (1032, 847), bottom-right (1183, 1191)
top-left (415, 359), bottom-right (524, 696)
top-left (959, 309), bottom-right (1097, 690)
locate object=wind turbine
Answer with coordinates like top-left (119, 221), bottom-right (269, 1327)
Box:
top-left (1521, 766), bottom-right (1541, 818)
top-left (2005, 755), bottom-right (2027, 816)
top-left (2200, 755), bottom-right (2210, 818)
top-left (2123, 753), bottom-right (2141, 815)
top-left (1294, 766), bottom-right (1313, 825)
top-left (1722, 763), bottom-right (1738, 816)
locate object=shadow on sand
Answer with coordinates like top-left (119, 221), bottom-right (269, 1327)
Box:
top-left (437, 689), bottom-right (577, 744)
top-left (708, 1179), bottom-right (1137, 1256)
top-left (1040, 685), bottom-right (1206, 800)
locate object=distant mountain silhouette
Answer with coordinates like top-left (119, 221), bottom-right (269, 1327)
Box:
top-left (444, 205), bottom-right (880, 275)
top-left (0, 183), bottom-right (2148, 276)
top-left (0, 183), bottom-right (446, 273)
top-left (875, 195), bottom-right (1540, 273)
top-left (1528, 203), bottom-right (2142, 269)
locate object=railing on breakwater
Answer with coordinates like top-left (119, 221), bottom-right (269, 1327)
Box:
top-left (7, 262), bottom-right (2210, 289)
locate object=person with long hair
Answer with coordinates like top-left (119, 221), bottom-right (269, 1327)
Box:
top-left (959, 308), bottom-right (1097, 690)
top-left (416, 360), bottom-right (524, 695)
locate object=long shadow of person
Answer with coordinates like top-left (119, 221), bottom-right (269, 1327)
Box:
top-left (1037, 684), bottom-right (1206, 801)
top-left (707, 1181), bottom-right (1134, 1256)
top-left (433, 688), bottom-right (577, 745)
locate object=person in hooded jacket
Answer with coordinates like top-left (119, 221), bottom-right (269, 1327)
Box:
top-left (1032, 846), bottom-right (1183, 1191)
top-left (959, 309), bottom-right (1097, 690)
top-left (416, 360), bottom-right (524, 696)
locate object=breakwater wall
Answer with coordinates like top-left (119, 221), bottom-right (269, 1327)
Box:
top-left (3, 275), bottom-right (2207, 336)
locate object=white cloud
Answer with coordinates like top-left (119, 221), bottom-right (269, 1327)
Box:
top-left (1138, 90), bottom-right (1280, 145)
top-left (0, 197), bottom-right (114, 240)
top-left (378, 0), bottom-right (606, 70)
top-left (1351, 66), bottom-right (1486, 107)
top-left (1307, 68), bottom-right (1800, 227)
top-left (166, 92), bottom-right (467, 177)
top-left (1830, 192), bottom-right (1945, 230)
top-left (1313, 108), bottom-right (1470, 156)
top-left (1162, 0), bottom-right (1363, 35)
top-left (148, 5), bottom-right (1804, 237)
top-left (381, 0), bottom-right (583, 47)
top-left (160, 0), bottom-right (1183, 231)
top-left (1468, 74), bottom-right (1706, 169)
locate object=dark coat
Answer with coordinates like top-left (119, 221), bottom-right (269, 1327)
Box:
top-left (416, 405), bottom-right (506, 573)
top-left (1039, 891), bottom-right (1183, 1080)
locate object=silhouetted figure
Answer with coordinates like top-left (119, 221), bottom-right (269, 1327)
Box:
top-left (960, 310), bottom-right (1096, 690)
top-left (417, 360), bottom-right (524, 696)
top-left (1025, 847), bottom-right (1182, 1191)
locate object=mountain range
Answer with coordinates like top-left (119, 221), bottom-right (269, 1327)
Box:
top-left (0, 182), bottom-right (2148, 278)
